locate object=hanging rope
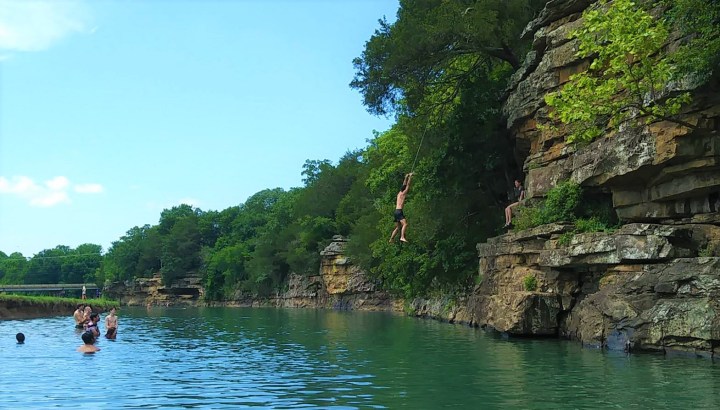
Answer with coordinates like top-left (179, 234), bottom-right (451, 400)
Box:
top-left (409, 126), bottom-right (428, 173)
top-left (409, 103), bottom-right (450, 174)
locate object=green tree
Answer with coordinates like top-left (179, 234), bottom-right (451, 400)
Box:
top-left (301, 159), bottom-right (333, 186)
top-left (161, 210), bottom-right (201, 286)
top-left (351, 0), bottom-right (545, 115)
top-left (0, 252), bottom-right (28, 284)
top-left (103, 225), bottom-right (158, 282)
top-left (545, 0), bottom-right (720, 143)
top-left (60, 243), bottom-right (103, 283)
top-left (249, 189), bottom-right (300, 290)
top-left (203, 242), bottom-right (250, 300)
top-left (24, 246), bottom-right (71, 284)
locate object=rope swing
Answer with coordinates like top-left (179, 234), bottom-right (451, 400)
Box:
top-left (409, 126), bottom-right (428, 174)
top-left (409, 103), bottom-right (449, 174)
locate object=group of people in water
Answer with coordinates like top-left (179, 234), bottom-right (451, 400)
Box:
top-left (73, 304), bottom-right (118, 353)
top-left (13, 304), bottom-right (118, 354)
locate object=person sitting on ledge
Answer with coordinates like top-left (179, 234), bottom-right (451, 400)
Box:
top-left (504, 178), bottom-right (525, 229)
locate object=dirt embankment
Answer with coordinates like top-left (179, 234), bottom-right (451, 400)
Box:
top-left (0, 299), bottom-right (77, 320)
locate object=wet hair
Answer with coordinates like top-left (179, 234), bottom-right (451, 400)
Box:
top-left (16, 333), bottom-right (25, 344)
top-left (90, 313), bottom-right (99, 321)
top-left (77, 304), bottom-right (84, 310)
top-left (81, 331), bottom-right (95, 344)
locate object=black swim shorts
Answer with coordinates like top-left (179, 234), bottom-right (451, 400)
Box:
top-left (394, 209), bottom-right (405, 222)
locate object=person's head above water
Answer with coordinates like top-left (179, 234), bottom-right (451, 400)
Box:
top-left (81, 331), bottom-right (95, 345)
top-left (16, 332), bottom-right (25, 344)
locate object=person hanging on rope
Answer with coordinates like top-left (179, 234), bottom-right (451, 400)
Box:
top-left (389, 172), bottom-right (414, 243)
top-left (504, 178), bottom-right (525, 228)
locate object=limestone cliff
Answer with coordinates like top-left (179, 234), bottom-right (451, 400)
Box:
top-left (105, 274), bottom-right (203, 306)
top-left (276, 236), bottom-right (395, 311)
top-left (472, 0), bottom-right (720, 357)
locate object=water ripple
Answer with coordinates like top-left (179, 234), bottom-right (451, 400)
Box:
top-left (2, 308), bottom-right (720, 408)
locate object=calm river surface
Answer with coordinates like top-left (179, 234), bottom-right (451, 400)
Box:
top-left (2, 307), bottom-right (719, 409)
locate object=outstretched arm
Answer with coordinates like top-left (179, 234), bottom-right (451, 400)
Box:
top-left (403, 173), bottom-right (414, 194)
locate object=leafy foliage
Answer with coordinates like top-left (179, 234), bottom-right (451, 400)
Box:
top-left (557, 232), bottom-right (574, 246)
top-left (513, 180), bottom-right (583, 229)
top-left (522, 274), bottom-right (537, 291)
top-left (351, 0), bottom-right (546, 116)
top-left (544, 0), bottom-right (720, 143)
top-left (0, 245), bottom-right (103, 286)
top-left (574, 216), bottom-right (616, 233)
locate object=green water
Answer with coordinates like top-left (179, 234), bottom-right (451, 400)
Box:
top-left (1, 307), bottom-right (719, 408)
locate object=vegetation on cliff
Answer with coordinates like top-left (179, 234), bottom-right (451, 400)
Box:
top-left (545, 0), bottom-right (720, 143)
top-left (513, 180), bottom-right (618, 233)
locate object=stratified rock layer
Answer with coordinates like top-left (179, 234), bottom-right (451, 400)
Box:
top-left (474, 0), bottom-right (720, 357)
top-left (276, 236), bottom-right (393, 310)
top-left (106, 274), bottom-right (203, 307)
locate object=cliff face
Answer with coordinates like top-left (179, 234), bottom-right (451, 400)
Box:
top-left (276, 236), bottom-right (395, 311)
top-left (105, 274), bottom-right (203, 306)
top-left (474, 0), bottom-right (720, 356)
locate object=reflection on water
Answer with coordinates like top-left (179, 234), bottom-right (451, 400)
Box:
top-left (1, 307), bottom-right (720, 408)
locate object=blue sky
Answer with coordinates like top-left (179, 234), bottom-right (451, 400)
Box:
top-left (0, 0), bottom-right (398, 257)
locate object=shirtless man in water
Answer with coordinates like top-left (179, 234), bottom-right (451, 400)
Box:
top-left (73, 304), bottom-right (85, 329)
top-left (77, 331), bottom-right (100, 354)
top-left (389, 173), bottom-right (414, 243)
top-left (105, 307), bottom-right (118, 339)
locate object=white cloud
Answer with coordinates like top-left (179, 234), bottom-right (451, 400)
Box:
top-left (74, 183), bottom-right (103, 193)
top-left (0, 175), bottom-right (35, 194)
top-left (0, 0), bottom-right (92, 53)
top-left (30, 190), bottom-right (69, 207)
top-left (0, 175), bottom-right (103, 207)
top-left (46, 175), bottom-right (69, 190)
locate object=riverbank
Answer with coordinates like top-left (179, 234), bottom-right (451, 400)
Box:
top-left (0, 295), bottom-right (117, 320)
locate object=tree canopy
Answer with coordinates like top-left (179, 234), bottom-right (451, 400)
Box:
top-left (350, 0), bottom-right (546, 116)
